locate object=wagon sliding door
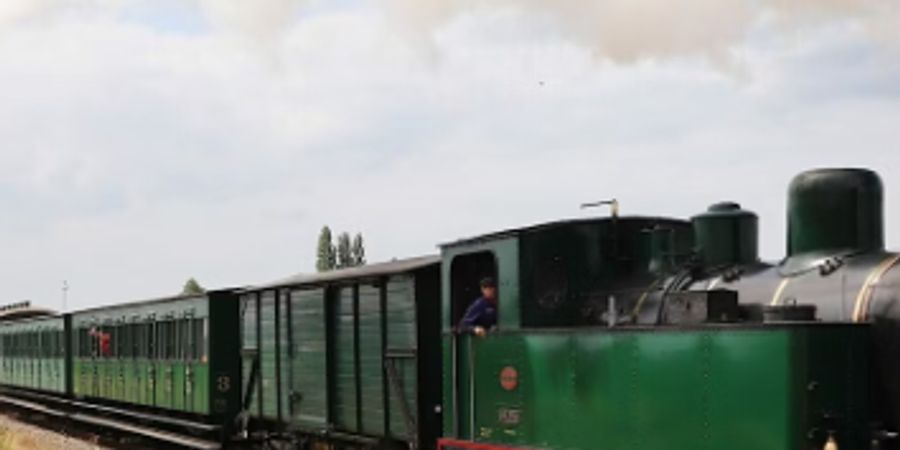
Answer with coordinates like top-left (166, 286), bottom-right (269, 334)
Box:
top-left (288, 288), bottom-right (328, 428)
top-left (333, 286), bottom-right (358, 432)
top-left (359, 283), bottom-right (385, 435)
top-left (386, 275), bottom-right (419, 441)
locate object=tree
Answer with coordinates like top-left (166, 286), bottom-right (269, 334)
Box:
top-left (182, 278), bottom-right (205, 295)
top-left (351, 233), bottom-right (366, 266)
top-left (316, 226), bottom-right (336, 272)
top-left (336, 232), bottom-right (353, 269)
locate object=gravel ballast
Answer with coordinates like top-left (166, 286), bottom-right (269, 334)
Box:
top-left (0, 412), bottom-right (110, 450)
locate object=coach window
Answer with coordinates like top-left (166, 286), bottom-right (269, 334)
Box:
top-left (126, 323), bottom-right (134, 359)
top-left (147, 322), bottom-right (155, 359)
top-left (83, 327), bottom-right (91, 358)
top-left (175, 318), bottom-right (184, 361)
top-left (155, 321), bottom-right (162, 360)
top-left (450, 251), bottom-right (499, 330)
top-left (113, 324), bottom-right (121, 359)
top-left (134, 323), bottom-right (143, 359)
top-left (92, 327), bottom-right (99, 358)
top-left (123, 323), bottom-right (131, 359)
top-left (179, 318), bottom-right (190, 361)
top-left (115, 324), bottom-right (122, 359)
top-left (187, 318), bottom-right (203, 361)
top-left (157, 321), bottom-right (163, 360)
top-left (166, 319), bottom-right (176, 360)
top-left (105, 325), bottom-right (113, 359)
top-left (158, 320), bottom-right (167, 360)
top-left (145, 322), bottom-right (154, 360)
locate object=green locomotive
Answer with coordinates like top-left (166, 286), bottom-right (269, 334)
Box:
top-left (437, 212), bottom-right (869, 450)
top-left (0, 167), bottom-right (897, 450)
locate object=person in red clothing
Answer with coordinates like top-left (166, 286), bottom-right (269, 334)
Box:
top-left (89, 327), bottom-right (112, 357)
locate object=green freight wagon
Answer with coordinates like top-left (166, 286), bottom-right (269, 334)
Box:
top-left (69, 290), bottom-right (240, 424)
top-left (0, 315), bottom-right (68, 394)
top-left (238, 256), bottom-right (442, 450)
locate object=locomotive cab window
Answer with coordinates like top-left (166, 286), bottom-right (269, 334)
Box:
top-left (450, 251), bottom-right (499, 332)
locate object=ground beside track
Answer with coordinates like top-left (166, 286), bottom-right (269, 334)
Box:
top-left (0, 411), bottom-right (111, 450)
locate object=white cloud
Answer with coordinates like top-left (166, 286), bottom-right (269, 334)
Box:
top-left (380, 0), bottom-right (900, 63)
top-left (0, 1), bottom-right (899, 311)
top-left (196, 0), bottom-right (306, 42)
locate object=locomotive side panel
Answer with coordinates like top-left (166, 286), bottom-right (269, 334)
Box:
top-left (458, 326), bottom-right (868, 450)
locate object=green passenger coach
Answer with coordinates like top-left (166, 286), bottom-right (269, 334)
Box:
top-left (0, 315), bottom-right (68, 394)
top-left (69, 290), bottom-right (240, 423)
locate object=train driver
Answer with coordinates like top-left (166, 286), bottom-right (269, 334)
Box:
top-left (459, 277), bottom-right (498, 337)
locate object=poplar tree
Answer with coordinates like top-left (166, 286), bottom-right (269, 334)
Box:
top-left (351, 233), bottom-right (366, 266)
top-left (337, 232), bottom-right (353, 268)
top-left (316, 226), bottom-right (336, 272)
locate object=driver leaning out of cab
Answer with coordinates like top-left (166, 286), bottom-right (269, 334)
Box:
top-left (459, 277), bottom-right (498, 337)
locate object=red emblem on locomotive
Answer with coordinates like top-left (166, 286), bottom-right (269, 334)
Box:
top-left (500, 366), bottom-right (519, 391)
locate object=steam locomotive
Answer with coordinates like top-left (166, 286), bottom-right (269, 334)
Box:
top-left (0, 167), bottom-right (897, 450)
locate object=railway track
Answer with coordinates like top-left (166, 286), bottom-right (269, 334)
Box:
top-left (0, 385), bottom-right (223, 449)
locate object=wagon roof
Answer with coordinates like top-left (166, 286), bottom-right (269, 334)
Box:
top-left (246, 254), bottom-right (441, 291)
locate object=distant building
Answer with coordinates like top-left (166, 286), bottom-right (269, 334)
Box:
top-left (0, 301), bottom-right (57, 321)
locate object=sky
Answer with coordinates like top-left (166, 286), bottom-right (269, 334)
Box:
top-left (1, 0), bottom-right (899, 311)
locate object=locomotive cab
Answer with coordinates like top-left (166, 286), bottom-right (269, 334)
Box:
top-left (439, 217), bottom-right (695, 442)
top-left (441, 217), bottom-right (695, 334)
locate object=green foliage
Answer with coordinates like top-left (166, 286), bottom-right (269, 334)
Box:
top-left (182, 278), bottom-right (205, 295)
top-left (336, 232), bottom-right (353, 268)
top-left (316, 226), bottom-right (337, 272)
top-left (316, 226), bottom-right (365, 271)
top-left (351, 233), bottom-right (366, 266)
